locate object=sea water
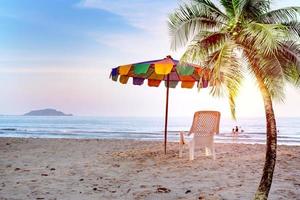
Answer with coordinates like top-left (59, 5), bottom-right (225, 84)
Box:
top-left (0, 116), bottom-right (299, 145)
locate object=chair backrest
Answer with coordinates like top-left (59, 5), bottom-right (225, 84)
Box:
top-left (190, 111), bottom-right (221, 135)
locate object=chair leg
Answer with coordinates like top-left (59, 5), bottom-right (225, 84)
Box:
top-left (179, 143), bottom-right (183, 158)
top-left (189, 142), bottom-right (194, 160)
top-left (179, 132), bottom-right (185, 158)
top-left (212, 145), bottom-right (216, 160)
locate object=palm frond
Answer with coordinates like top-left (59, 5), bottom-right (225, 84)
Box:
top-left (279, 41), bottom-right (300, 69)
top-left (223, 61), bottom-right (244, 119)
top-left (258, 56), bottom-right (285, 101)
top-left (240, 0), bottom-right (271, 20)
top-left (192, 0), bottom-right (228, 18)
top-left (168, 3), bottom-right (226, 50)
top-left (242, 46), bottom-right (285, 101)
top-left (180, 32), bottom-right (228, 64)
top-left (198, 32), bottom-right (227, 51)
top-left (283, 21), bottom-right (300, 40)
top-left (277, 41), bottom-right (300, 86)
top-left (220, 0), bottom-right (235, 17)
top-left (206, 39), bottom-right (243, 118)
top-left (241, 22), bottom-right (288, 56)
top-left (220, 0), bottom-right (247, 19)
top-left (259, 7), bottom-right (300, 24)
top-left (227, 80), bottom-right (239, 120)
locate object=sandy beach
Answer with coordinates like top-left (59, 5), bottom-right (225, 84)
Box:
top-left (0, 138), bottom-right (299, 200)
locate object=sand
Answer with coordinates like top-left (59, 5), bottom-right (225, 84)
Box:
top-left (0, 138), bottom-right (299, 200)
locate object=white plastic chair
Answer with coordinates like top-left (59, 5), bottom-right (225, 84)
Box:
top-left (179, 111), bottom-right (221, 160)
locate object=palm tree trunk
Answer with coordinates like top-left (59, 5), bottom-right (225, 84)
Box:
top-left (254, 81), bottom-right (277, 200)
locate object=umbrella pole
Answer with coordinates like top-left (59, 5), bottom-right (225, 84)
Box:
top-left (164, 74), bottom-right (170, 154)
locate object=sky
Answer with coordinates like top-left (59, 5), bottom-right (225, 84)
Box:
top-left (0, 0), bottom-right (300, 118)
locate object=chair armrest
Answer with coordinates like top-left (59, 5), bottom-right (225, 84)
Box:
top-left (180, 131), bottom-right (194, 144)
top-left (180, 131), bottom-right (189, 135)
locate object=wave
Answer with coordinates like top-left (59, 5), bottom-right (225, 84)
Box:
top-left (0, 130), bottom-right (299, 145)
top-left (0, 128), bottom-right (17, 131)
top-left (1, 116), bottom-right (300, 145)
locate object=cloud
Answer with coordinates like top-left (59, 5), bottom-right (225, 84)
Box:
top-left (78, 0), bottom-right (184, 60)
top-left (78, 0), bottom-right (178, 35)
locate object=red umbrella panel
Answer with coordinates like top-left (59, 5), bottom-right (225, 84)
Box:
top-left (110, 56), bottom-right (211, 154)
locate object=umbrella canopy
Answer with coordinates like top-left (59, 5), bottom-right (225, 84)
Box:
top-left (110, 55), bottom-right (212, 154)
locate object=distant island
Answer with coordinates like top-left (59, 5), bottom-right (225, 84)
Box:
top-left (24, 109), bottom-right (73, 116)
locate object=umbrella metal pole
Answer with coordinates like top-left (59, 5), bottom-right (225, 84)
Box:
top-left (164, 74), bottom-right (170, 154)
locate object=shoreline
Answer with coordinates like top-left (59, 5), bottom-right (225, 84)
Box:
top-left (0, 136), bottom-right (300, 147)
top-left (1, 116), bottom-right (300, 147)
top-left (1, 137), bottom-right (299, 199)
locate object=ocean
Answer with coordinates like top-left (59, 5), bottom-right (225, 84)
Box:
top-left (0, 116), bottom-right (300, 145)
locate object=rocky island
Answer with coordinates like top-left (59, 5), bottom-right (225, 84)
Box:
top-left (24, 109), bottom-right (73, 116)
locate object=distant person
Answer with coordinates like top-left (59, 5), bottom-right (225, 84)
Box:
top-left (232, 127), bottom-right (238, 143)
top-left (235, 126), bottom-right (239, 134)
top-left (232, 128), bottom-right (235, 136)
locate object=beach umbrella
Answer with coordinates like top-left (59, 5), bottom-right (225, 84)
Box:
top-left (109, 55), bottom-right (211, 154)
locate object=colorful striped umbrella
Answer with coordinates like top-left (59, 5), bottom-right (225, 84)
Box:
top-left (110, 55), bottom-right (211, 154)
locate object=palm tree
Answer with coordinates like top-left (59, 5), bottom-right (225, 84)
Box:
top-left (168, 0), bottom-right (300, 199)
